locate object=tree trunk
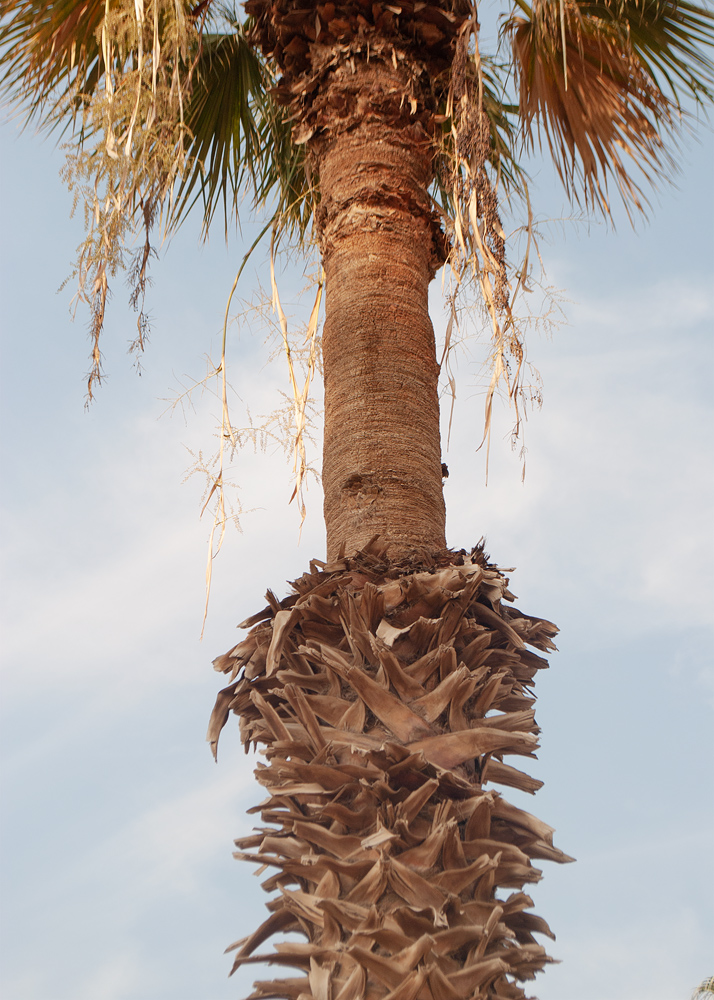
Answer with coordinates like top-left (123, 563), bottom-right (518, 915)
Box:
top-left (209, 34), bottom-right (570, 1000)
top-left (312, 62), bottom-right (446, 561)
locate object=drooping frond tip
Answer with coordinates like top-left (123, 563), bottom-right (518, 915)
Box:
top-left (506, 0), bottom-right (714, 217)
top-left (692, 978), bottom-right (714, 999)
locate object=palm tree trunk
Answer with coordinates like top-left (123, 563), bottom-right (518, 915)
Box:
top-left (313, 61), bottom-right (446, 559)
top-left (209, 34), bottom-right (570, 1000)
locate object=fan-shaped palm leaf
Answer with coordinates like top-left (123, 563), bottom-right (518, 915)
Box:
top-left (171, 20), bottom-right (271, 234)
top-left (506, 0), bottom-right (714, 215)
top-left (172, 11), bottom-right (314, 241)
top-left (0, 0), bottom-right (106, 124)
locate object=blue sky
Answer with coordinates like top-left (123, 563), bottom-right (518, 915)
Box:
top-left (1, 47), bottom-right (713, 1000)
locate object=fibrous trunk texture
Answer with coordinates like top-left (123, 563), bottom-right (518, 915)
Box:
top-left (209, 540), bottom-right (572, 1000)
top-left (312, 61), bottom-right (447, 560)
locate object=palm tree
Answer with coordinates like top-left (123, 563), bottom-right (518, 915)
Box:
top-left (2, 2), bottom-right (713, 998)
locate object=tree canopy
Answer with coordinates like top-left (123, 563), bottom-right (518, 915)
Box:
top-left (2, 0), bottom-right (713, 395)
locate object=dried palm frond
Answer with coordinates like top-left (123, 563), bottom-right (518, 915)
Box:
top-left (506, 0), bottom-right (714, 216)
top-left (434, 18), bottom-right (541, 478)
top-left (693, 978), bottom-right (714, 1000)
top-left (2, 0), bottom-right (201, 396)
top-left (269, 248), bottom-right (323, 528)
top-left (210, 538), bottom-right (572, 999)
top-left (0, 0), bottom-right (106, 126)
top-left (434, 53), bottom-right (528, 210)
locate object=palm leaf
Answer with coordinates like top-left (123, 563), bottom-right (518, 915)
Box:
top-left (252, 92), bottom-right (314, 244)
top-left (171, 7), bottom-right (314, 242)
top-left (0, 0), bottom-right (106, 124)
top-left (171, 19), bottom-right (269, 234)
top-left (693, 978), bottom-right (714, 1000)
top-left (433, 53), bottom-right (529, 218)
top-left (505, 0), bottom-right (714, 215)
top-left (606, 0), bottom-right (714, 104)
top-left (481, 57), bottom-right (528, 196)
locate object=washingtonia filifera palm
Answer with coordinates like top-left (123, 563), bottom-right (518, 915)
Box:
top-left (2, 2), bottom-right (712, 998)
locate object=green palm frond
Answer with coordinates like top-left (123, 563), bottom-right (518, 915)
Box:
top-left (173, 9), bottom-right (314, 241)
top-left (172, 19), bottom-right (269, 234)
top-left (505, 0), bottom-right (714, 215)
top-left (604, 0), bottom-right (714, 104)
top-left (252, 92), bottom-right (314, 244)
top-left (481, 54), bottom-right (529, 197)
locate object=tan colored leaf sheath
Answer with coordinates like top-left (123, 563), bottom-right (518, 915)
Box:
top-left (211, 541), bottom-right (571, 1000)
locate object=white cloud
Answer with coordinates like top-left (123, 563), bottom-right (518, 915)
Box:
top-left (543, 905), bottom-right (711, 1000)
top-left (74, 767), bottom-right (258, 905)
top-left (74, 952), bottom-right (149, 1000)
top-left (439, 269), bottom-right (714, 640)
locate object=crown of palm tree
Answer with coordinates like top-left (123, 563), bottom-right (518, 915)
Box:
top-left (3, 0), bottom-right (712, 239)
top-left (2, 0), bottom-right (712, 404)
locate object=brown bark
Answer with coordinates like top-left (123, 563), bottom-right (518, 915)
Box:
top-left (312, 62), bottom-right (447, 561)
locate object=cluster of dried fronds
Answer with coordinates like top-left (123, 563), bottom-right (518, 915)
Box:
top-left (438, 17), bottom-right (539, 475)
top-left (209, 539), bottom-right (573, 999)
top-left (1, 1), bottom-right (281, 400)
top-left (55, 0), bottom-right (198, 399)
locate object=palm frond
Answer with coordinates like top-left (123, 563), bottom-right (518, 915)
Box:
top-left (482, 57), bottom-right (528, 195)
top-left (172, 11), bottom-right (314, 242)
top-left (692, 978), bottom-right (714, 1000)
top-left (505, 0), bottom-right (714, 216)
top-left (0, 0), bottom-right (106, 125)
top-left (252, 92), bottom-right (314, 244)
top-left (433, 53), bottom-right (528, 218)
top-left (605, 0), bottom-right (714, 104)
top-left (171, 20), bottom-right (269, 234)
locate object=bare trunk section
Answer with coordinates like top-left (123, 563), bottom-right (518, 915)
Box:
top-left (313, 65), bottom-right (446, 561)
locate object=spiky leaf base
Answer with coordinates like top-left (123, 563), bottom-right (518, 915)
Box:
top-left (209, 540), bottom-right (572, 1000)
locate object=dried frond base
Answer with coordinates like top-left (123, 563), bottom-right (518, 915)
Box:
top-left (210, 539), bottom-right (572, 1000)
